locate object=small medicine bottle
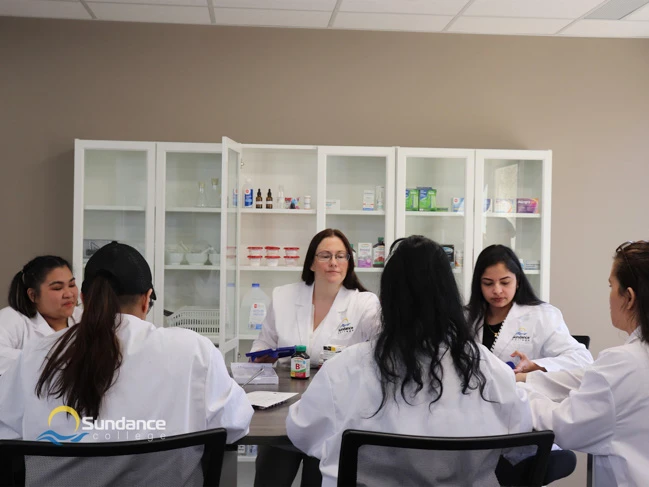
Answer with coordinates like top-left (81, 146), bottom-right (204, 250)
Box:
top-left (290, 345), bottom-right (310, 380)
top-left (266, 189), bottom-right (273, 209)
top-left (255, 189), bottom-right (263, 209)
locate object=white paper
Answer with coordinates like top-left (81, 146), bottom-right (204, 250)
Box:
top-left (246, 391), bottom-right (298, 409)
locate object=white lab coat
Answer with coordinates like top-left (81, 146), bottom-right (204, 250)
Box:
top-left (520, 328), bottom-right (649, 487)
top-left (0, 313), bottom-right (253, 487)
top-left (251, 282), bottom-right (380, 365)
top-left (474, 303), bottom-right (593, 371)
top-left (286, 341), bottom-right (533, 487)
top-left (0, 305), bottom-right (82, 375)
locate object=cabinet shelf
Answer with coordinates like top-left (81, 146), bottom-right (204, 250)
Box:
top-left (355, 267), bottom-right (383, 273)
top-left (238, 334), bottom-right (259, 341)
top-left (84, 205), bottom-right (145, 211)
top-left (164, 265), bottom-right (220, 271)
top-left (241, 208), bottom-right (315, 215)
top-left (327, 210), bottom-right (385, 216)
top-left (406, 211), bottom-right (463, 217)
top-left (166, 207), bottom-right (221, 213)
top-left (486, 213), bottom-right (540, 219)
top-left (239, 266), bottom-right (302, 272)
top-left (237, 455), bottom-right (257, 463)
top-left (523, 270), bottom-right (540, 275)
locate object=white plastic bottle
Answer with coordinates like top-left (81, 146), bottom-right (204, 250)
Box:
top-left (239, 283), bottom-right (270, 336)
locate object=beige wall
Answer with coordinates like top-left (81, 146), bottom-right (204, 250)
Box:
top-left (2, 16), bottom-right (649, 485)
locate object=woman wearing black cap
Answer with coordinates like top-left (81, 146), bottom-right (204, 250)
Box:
top-left (0, 242), bottom-right (253, 486)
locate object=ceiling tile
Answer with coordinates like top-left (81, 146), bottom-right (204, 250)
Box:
top-left (449, 16), bottom-right (572, 34)
top-left (0, 0), bottom-right (91, 19)
top-left (464, 0), bottom-right (606, 19)
top-left (560, 18), bottom-right (649, 36)
top-left (334, 12), bottom-right (453, 32)
top-left (626, 2), bottom-right (649, 20)
top-left (87, 2), bottom-right (211, 23)
top-left (339, 0), bottom-right (468, 16)
top-left (212, 8), bottom-right (330, 28)
top-left (212, 0), bottom-right (336, 11)
top-left (86, 0), bottom-right (207, 5)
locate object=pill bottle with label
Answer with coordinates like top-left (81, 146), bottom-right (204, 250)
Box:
top-left (290, 345), bottom-right (310, 379)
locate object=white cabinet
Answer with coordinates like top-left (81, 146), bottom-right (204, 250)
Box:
top-left (74, 140), bottom-right (551, 355)
top-left (395, 148), bottom-right (552, 302)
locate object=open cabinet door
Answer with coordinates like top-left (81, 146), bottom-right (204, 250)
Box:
top-left (221, 137), bottom-right (243, 355)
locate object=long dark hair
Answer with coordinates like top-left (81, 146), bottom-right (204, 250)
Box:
top-left (36, 274), bottom-right (130, 419)
top-left (8, 256), bottom-right (73, 318)
top-left (466, 245), bottom-right (543, 328)
top-left (614, 241), bottom-right (649, 342)
top-left (301, 228), bottom-right (367, 292)
top-left (373, 235), bottom-right (487, 414)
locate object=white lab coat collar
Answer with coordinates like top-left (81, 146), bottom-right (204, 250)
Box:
top-left (295, 282), bottom-right (354, 311)
top-left (627, 326), bottom-right (643, 344)
top-left (30, 308), bottom-right (80, 337)
top-left (488, 302), bottom-right (527, 359)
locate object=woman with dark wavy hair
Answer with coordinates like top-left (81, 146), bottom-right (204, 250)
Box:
top-left (287, 236), bottom-right (533, 487)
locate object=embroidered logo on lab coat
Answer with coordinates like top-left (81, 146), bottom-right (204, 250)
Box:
top-left (337, 317), bottom-right (355, 335)
top-left (512, 327), bottom-right (531, 342)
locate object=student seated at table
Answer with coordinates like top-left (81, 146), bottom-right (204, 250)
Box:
top-left (467, 244), bottom-right (592, 373)
top-left (0, 242), bottom-right (253, 486)
top-left (250, 228), bottom-right (381, 487)
top-left (0, 255), bottom-right (82, 375)
top-left (518, 240), bottom-right (649, 486)
top-left (286, 235), bottom-right (533, 487)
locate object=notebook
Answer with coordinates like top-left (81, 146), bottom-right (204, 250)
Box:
top-left (246, 391), bottom-right (299, 410)
top-left (231, 363), bottom-right (279, 385)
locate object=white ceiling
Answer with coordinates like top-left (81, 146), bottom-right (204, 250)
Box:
top-left (2, 0), bottom-right (649, 38)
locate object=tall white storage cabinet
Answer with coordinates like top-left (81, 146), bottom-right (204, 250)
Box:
top-left (73, 140), bottom-right (239, 357)
top-left (225, 139), bottom-right (395, 344)
top-left (475, 150), bottom-right (552, 301)
top-left (73, 140), bottom-right (156, 287)
top-left (396, 148), bottom-right (552, 302)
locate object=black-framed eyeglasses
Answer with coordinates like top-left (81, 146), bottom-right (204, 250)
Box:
top-left (315, 252), bottom-right (350, 263)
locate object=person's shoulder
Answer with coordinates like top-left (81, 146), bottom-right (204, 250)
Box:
top-left (321, 341), bottom-right (373, 379)
top-left (0, 306), bottom-right (27, 324)
top-left (274, 281), bottom-right (306, 296)
top-left (351, 289), bottom-right (379, 305)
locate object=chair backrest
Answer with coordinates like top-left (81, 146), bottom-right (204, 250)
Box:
top-left (337, 429), bottom-right (555, 487)
top-left (572, 335), bottom-right (591, 349)
top-left (0, 427), bottom-right (227, 487)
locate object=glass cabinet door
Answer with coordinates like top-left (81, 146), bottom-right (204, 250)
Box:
top-left (319, 146), bottom-right (395, 296)
top-left (221, 137), bottom-right (242, 355)
top-left (154, 143), bottom-right (224, 346)
top-left (475, 150), bottom-right (552, 301)
top-left (395, 148), bottom-right (474, 301)
top-left (73, 140), bottom-right (155, 286)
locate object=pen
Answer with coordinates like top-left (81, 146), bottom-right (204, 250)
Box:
top-left (242, 367), bottom-right (265, 386)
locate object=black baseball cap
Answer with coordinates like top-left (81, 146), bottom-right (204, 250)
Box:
top-left (82, 241), bottom-right (156, 300)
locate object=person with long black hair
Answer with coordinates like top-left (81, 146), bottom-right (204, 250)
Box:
top-left (467, 245), bottom-right (592, 374)
top-left (286, 236), bottom-right (532, 486)
top-left (0, 255), bottom-right (82, 375)
top-left (0, 242), bottom-right (252, 486)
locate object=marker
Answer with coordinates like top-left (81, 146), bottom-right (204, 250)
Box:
top-left (506, 361), bottom-right (516, 370)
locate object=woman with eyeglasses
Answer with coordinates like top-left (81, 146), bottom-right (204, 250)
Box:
top-left (251, 228), bottom-right (380, 487)
top-left (517, 240), bottom-right (649, 486)
top-left (0, 242), bottom-right (253, 486)
top-left (286, 236), bottom-right (533, 487)
top-left (467, 245), bottom-right (592, 374)
top-left (0, 255), bottom-right (82, 375)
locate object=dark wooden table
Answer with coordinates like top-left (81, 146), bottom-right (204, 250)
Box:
top-left (236, 367), bottom-right (314, 446)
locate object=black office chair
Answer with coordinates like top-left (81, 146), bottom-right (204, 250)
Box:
top-left (0, 427), bottom-right (227, 487)
top-left (572, 334), bottom-right (594, 487)
top-left (337, 429), bottom-right (555, 487)
top-left (572, 335), bottom-right (591, 350)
